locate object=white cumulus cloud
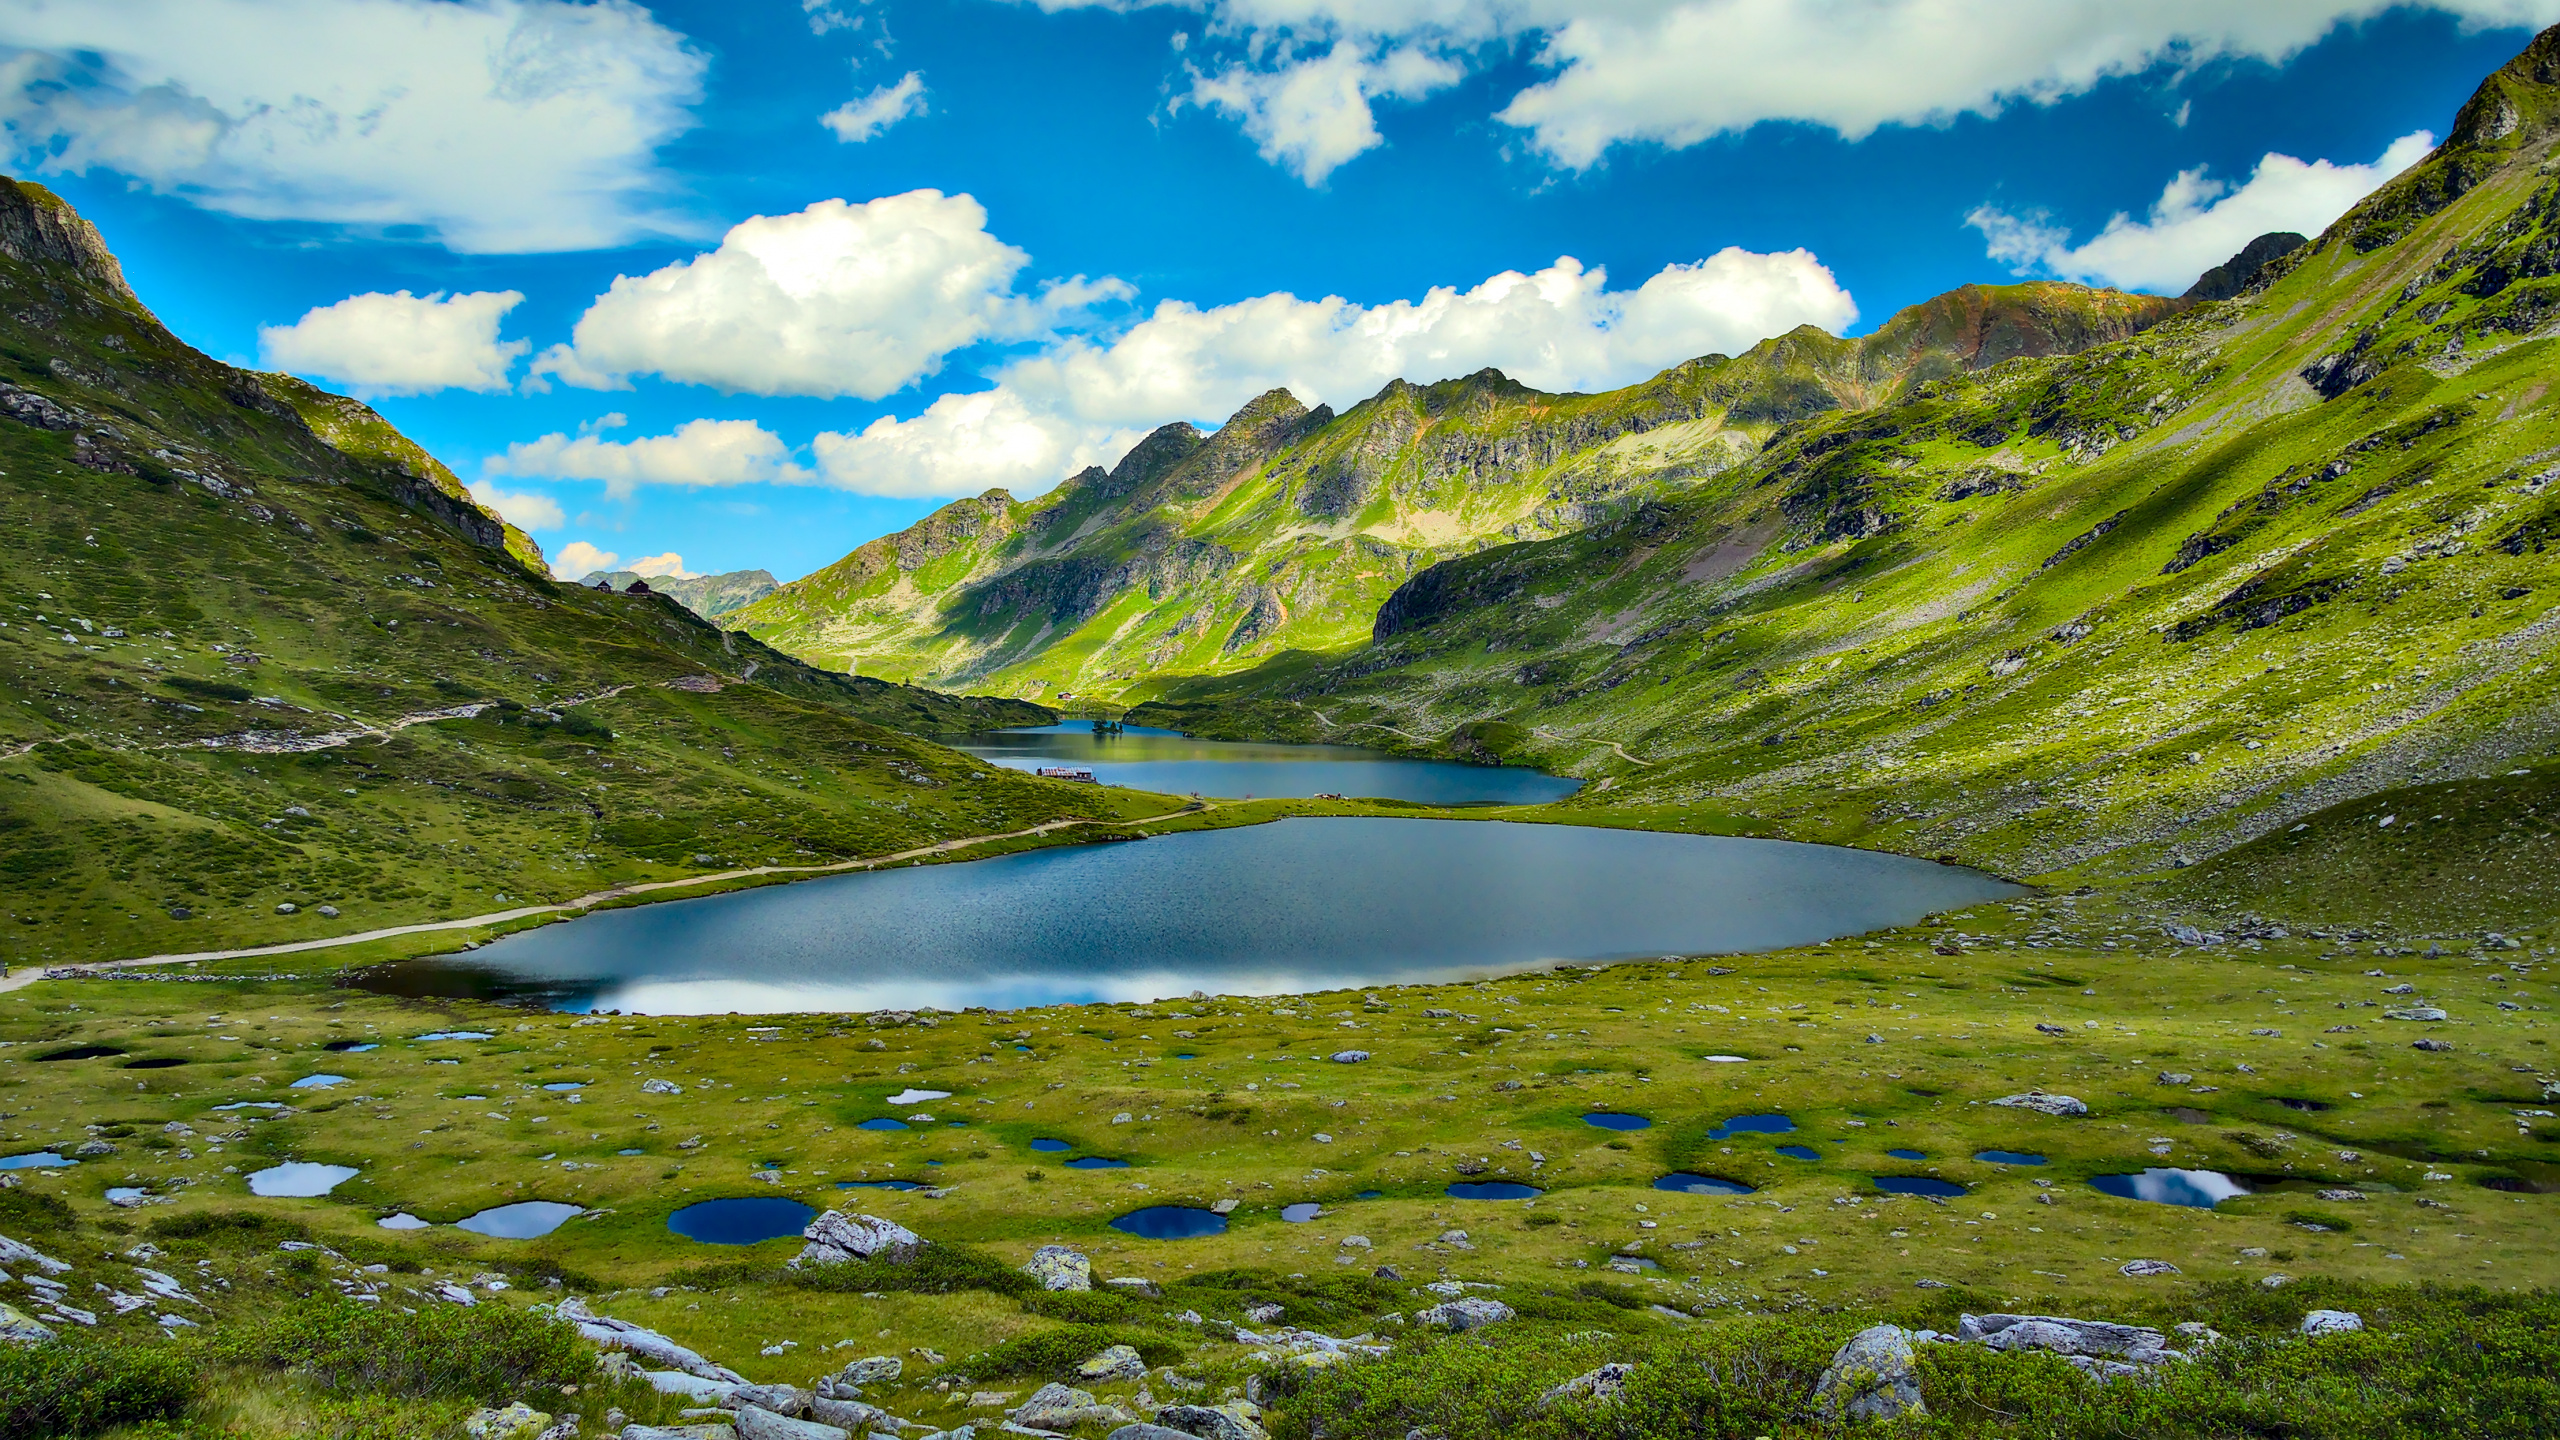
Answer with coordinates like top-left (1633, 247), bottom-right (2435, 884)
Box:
top-left (259, 290), bottom-right (528, 397)
top-left (551, 539), bottom-right (620, 579)
top-left (465, 479), bottom-right (565, 532)
top-left (1034, 1), bottom-right (2560, 179)
top-left (530, 191), bottom-right (1127, 399)
top-left (812, 246), bottom-right (1855, 498)
top-left (625, 552), bottom-right (697, 579)
top-left (822, 70), bottom-right (927, 143)
top-left (486, 417), bottom-right (809, 499)
top-left (1185, 43), bottom-right (1457, 184)
top-left (0, 0), bottom-right (707, 253)
top-left (1969, 129), bottom-right (2437, 292)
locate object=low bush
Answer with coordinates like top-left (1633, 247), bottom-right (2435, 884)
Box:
top-left (786, 1241), bottom-right (1034, 1297)
top-left (0, 1184), bottom-right (76, 1234)
top-left (215, 1298), bottom-right (582, 1400)
top-left (146, 1210), bottom-right (310, 1247)
top-left (1022, 1289), bottom-right (1151, 1324)
top-left (960, 1324), bottom-right (1184, 1379)
top-left (0, 1337), bottom-right (199, 1437)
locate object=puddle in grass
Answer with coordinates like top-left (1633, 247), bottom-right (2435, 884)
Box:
top-left (414, 1031), bottom-right (494, 1041)
top-left (1653, 1173), bottom-right (1754, 1195)
top-left (248, 1163), bottom-right (359, 1197)
top-left (856, 1118), bottom-right (910, 1131)
top-left (290, 1074), bottom-right (349, 1089)
top-left (1110, 1206), bottom-right (1228, 1239)
top-left (1707, 1114), bottom-right (1794, 1139)
top-left (1445, 1182), bottom-right (1543, 1200)
top-left (1775, 1145), bottom-right (1820, 1161)
top-left (1886, 1149), bottom-right (1927, 1161)
top-left (668, 1197), bottom-right (816, 1245)
top-left (1583, 1113), bottom-right (1651, 1131)
top-left (0, 1151), bottom-right (74, 1170)
top-left (2091, 1168), bottom-right (2252, 1208)
top-left (456, 1201), bottom-right (584, 1238)
top-left (1065, 1156), bottom-right (1129, 1170)
top-left (838, 1180), bottom-right (925, 1191)
top-left (1874, 1176), bottom-right (1968, 1198)
top-left (122, 1057), bottom-right (187, 1069)
top-left (1028, 1138), bottom-right (1071, 1152)
top-left (323, 1041), bottom-right (379, 1053)
top-left (1974, 1150), bottom-right (2048, 1166)
top-left (1281, 1203), bottom-right (1322, 1222)
top-left (36, 1045), bottom-right (127, 1061)
top-left (378, 1213), bottom-right (432, 1230)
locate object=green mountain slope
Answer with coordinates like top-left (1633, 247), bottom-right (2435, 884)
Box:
top-left (733, 283), bottom-right (2180, 698)
top-left (0, 179), bottom-right (1101, 969)
top-left (577, 567), bottom-right (780, 619)
top-left (1134, 26), bottom-right (2560, 918)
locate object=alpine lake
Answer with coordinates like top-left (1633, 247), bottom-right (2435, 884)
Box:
top-left (4, 722), bottom-right (2552, 1433)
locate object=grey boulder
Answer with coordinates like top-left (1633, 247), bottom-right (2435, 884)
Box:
top-left (622, 1428), bottom-right (737, 1440)
top-left (809, 1398), bottom-right (898, 1433)
top-left (1078, 1344), bottom-right (1147, 1381)
top-left (1959, 1314), bottom-right (2177, 1364)
top-left (1814, 1324), bottom-right (1926, 1423)
top-left (1153, 1403), bottom-right (1267, 1440)
top-left (1012, 1384), bottom-right (1120, 1431)
top-left (1539, 1363), bottom-right (1634, 1406)
top-left (1416, 1298), bottom-right (1513, 1331)
top-left (823, 1355), bottom-right (902, 1392)
top-left (794, 1211), bottom-right (925, 1268)
top-left (1022, 1245), bottom-right (1092, 1292)
top-left (1107, 1428), bottom-right (1198, 1440)
top-left (1989, 1092), bottom-right (2089, 1118)
top-left (2300, 1310), bottom-right (2364, 1336)
top-left (733, 1406), bottom-right (850, 1440)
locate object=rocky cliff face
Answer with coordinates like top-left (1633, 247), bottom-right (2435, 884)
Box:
top-left (736, 283), bottom-right (2183, 698)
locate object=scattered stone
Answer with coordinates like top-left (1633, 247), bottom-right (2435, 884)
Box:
top-left (1416, 1298), bottom-right (1513, 1331)
top-left (2300, 1310), bottom-right (2364, 1337)
top-left (643, 1079), bottom-right (684, 1095)
top-left (1107, 1427), bottom-right (1196, 1440)
top-left (1328, 1051), bottom-right (1369, 1064)
top-left (622, 1427), bottom-right (737, 1440)
top-left (732, 1384), bottom-right (812, 1417)
top-left (1813, 1325), bottom-right (1926, 1423)
top-left (1079, 1345), bottom-right (1147, 1382)
top-left (2384, 1007), bottom-right (2449, 1022)
top-left (555, 1299), bottom-right (748, 1384)
top-left (2316, 1189), bottom-right (2368, 1202)
top-left (1990, 1092), bottom-right (2088, 1117)
top-left (2259, 1275), bottom-right (2295, 1289)
top-left (2173, 1322), bottom-right (2223, 1346)
top-left (1958, 1314), bottom-right (2176, 1364)
top-left (1242, 1302), bottom-right (1284, 1324)
top-left (825, 1355), bottom-right (902, 1391)
top-left (1105, 1277), bottom-right (1162, 1298)
top-left (2118, 1260), bottom-right (2180, 1278)
top-left (1209, 1199), bottom-right (1238, 1215)
top-left (734, 1407), bottom-right (851, 1440)
top-left (1153, 1402), bottom-right (1267, 1440)
top-left (810, 1397), bottom-right (898, 1433)
top-left (1011, 1384), bottom-right (1126, 1432)
top-left (2413, 1039), bottom-right (2457, 1053)
top-left (1023, 1245), bottom-right (1092, 1292)
top-left (795, 1212), bottom-right (924, 1268)
top-left (1373, 1266), bottom-right (1402, 1280)
top-left (464, 1403), bottom-right (553, 1439)
top-left (1539, 1363), bottom-right (1634, 1407)
top-left (316, 905), bottom-right (340, 918)
top-left (0, 1301), bottom-right (55, 1344)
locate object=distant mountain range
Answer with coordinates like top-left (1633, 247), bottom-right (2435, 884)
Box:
top-left (574, 568), bottom-right (779, 619)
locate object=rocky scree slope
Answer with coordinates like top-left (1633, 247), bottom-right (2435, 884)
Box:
top-left (1133, 27), bottom-right (2560, 924)
top-left (0, 178), bottom-right (1086, 968)
top-left (732, 284), bottom-right (2178, 699)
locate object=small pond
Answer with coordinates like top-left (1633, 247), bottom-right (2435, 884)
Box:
top-left (1028, 1138), bottom-right (1072, 1152)
top-left (856, 1118), bottom-right (910, 1131)
top-left (36, 1045), bottom-right (126, 1061)
top-left (290, 1074), bottom-right (350, 1089)
top-left (378, 1213), bottom-right (432, 1230)
top-left (122, 1057), bottom-right (187, 1070)
top-left (0, 1151), bottom-right (73, 1170)
top-left (1446, 1182), bottom-right (1543, 1200)
top-left (369, 819), bottom-right (2019, 1014)
top-left (1874, 1175), bottom-right (1968, 1198)
top-left (1886, 1149), bottom-right (1927, 1161)
top-left (668, 1197), bottom-right (816, 1245)
top-left (886, 1088), bottom-right (951, 1105)
top-left (1110, 1206), bottom-right (1228, 1239)
top-left (1707, 1114), bottom-right (1794, 1140)
top-left (104, 1187), bottom-right (152, 1205)
top-left (249, 1162), bottom-right (359, 1197)
top-left (1583, 1113), bottom-right (1650, 1131)
top-left (212, 1101), bottom-right (287, 1112)
top-left (838, 1179), bottom-right (924, 1191)
top-left (2271, 1098), bottom-right (2334, 1112)
top-left (457, 1201), bottom-right (585, 1238)
top-left (1974, 1150), bottom-right (2047, 1166)
top-left (1357, 1189), bottom-right (1383, 1199)
top-left (323, 1040), bottom-right (379, 1053)
top-left (1654, 1173), bottom-right (1755, 1195)
top-left (947, 723), bottom-right (1580, 804)
top-left (618, 1147), bottom-right (646, 1156)
top-left (2091, 1168), bottom-right (2253, 1208)
top-left (541, 1082), bottom-right (586, 1092)
top-left (414, 1031), bottom-right (495, 1041)
top-left (1065, 1156), bottom-right (1129, 1170)
top-left (1281, 1203), bottom-right (1322, 1222)
top-left (1775, 1145), bottom-right (1820, 1161)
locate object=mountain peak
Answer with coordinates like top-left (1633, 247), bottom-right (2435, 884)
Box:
top-left (0, 179), bottom-right (138, 305)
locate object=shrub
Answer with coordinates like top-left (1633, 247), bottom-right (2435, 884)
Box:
top-left (0, 1184), bottom-right (76, 1234)
top-left (146, 1210), bottom-right (310, 1247)
top-left (786, 1242), bottom-right (1034, 1297)
top-left (959, 1325), bottom-right (1184, 1379)
top-left (1022, 1290), bottom-right (1149, 1324)
top-left (0, 1338), bottom-right (199, 1437)
top-left (216, 1298), bottom-right (581, 1400)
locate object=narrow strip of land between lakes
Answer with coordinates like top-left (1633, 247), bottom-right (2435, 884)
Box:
top-left (0, 805), bottom-right (1217, 993)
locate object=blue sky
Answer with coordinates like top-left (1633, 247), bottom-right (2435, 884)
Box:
top-left (10, 1), bottom-right (2550, 582)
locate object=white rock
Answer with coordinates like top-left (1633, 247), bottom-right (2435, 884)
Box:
top-left (794, 1211), bottom-right (925, 1268)
top-left (1990, 1092), bottom-right (2089, 1117)
top-left (2299, 1310), bottom-right (2364, 1336)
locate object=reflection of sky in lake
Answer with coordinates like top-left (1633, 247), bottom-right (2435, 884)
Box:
top-left (946, 725), bottom-right (1580, 804)
top-left (367, 819), bottom-right (2017, 1016)
top-left (2091, 1168), bottom-right (2253, 1207)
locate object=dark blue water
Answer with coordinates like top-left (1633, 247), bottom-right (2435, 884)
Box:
top-left (373, 819), bottom-right (2014, 1014)
top-left (948, 725), bottom-right (1580, 804)
top-left (1357, 1190), bottom-right (1383, 1199)
top-left (1708, 1114), bottom-right (1795, 1139)
top-left (1887, 1148), bottom-right (1927, 1161)
top-left (0, 1151), bottom-right (73, 1170)
top-left (1776, 1145), bottom-right (1820, 1160)
top-left (2091, 1169), bottom-right (2252, 1207)
top-left (1029, 1138), bottom-right (1071, 1152)
top-left (1654, 1173), bottom-right (1754, 1195)
top-left (1584, 1113), bottom-right (1651, 1131)
top-left (1875, 1176), bottom-right (1968, 1197)
top-left (668, 1197), bottom-right (815, 1245)
top-left (1111, 1206), bottom-right (1227, 1239)
top-left (1066, 1156), bottom-right (1129, 1169)
top-left (323, 1040), bottom-right (378, 1052)
top-left (857, 1118), bottom-right (909, 1131)
top-left (1975, 1150), bottom-right (2047, 1166)
top-left (1446, 1182), bottom-right (1543, 1200)
top-left (122, 1057), bottom-right (187, 1069)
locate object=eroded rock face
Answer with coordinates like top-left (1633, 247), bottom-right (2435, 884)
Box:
top-left (730, 1383), bottom-right (811, 1417)
top-left (1961, 1314), bottom-right (2177, 1363)
top-left (1154, 1402), bottom-right (1268, 1440)
top-left (1012, 1382), bottom-right (1128, 1431)
top-left (1416, 1297), bottom-right (1514, 1331)
top-left (1814, 1324), bottom-right (1926, 1424)
top-left (732, 1406), bottom-right (850, 1440)
top-left (792, 1211), bottom-right (925, 1269)
top-left (1023, 1244), bottom-right (1093, 1292)
top-left (809, 1395), bottom-right (895, 1432)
